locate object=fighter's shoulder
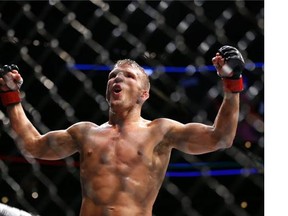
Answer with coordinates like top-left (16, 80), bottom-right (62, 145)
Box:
top-left (149, 118), bottom-right (183, 132)
top-left (67, 121), bottom-right (98, 134)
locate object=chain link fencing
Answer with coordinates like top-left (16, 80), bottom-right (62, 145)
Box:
top-left (0, 1), bottom-right (264, 216)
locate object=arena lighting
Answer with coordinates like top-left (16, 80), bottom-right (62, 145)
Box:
top-left (0, 1), bottom-right (264, 214)
top-left (68, 62), bottom-right (264, 74)
top-left (0, 155), bottom-right (260, 178)
top-left (166, 168), bottom-right (259, 177)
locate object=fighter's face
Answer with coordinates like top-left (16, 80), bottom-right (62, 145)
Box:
top-left (106, 64), bottom-right (148, 110)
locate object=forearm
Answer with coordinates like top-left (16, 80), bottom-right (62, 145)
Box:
top-left (211, 45), bottom-right (244, 148)
top-left (7, 103), bottom-right (79, 159)
top-left (1, 67), bottom-right (77, 159)
top-left (213, 92), bottom-right (240, 148)
top-left (6, 103), bottom-right (42, 155)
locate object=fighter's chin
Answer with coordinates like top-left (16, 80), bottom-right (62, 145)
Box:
top-left (108, 99), bottom-right (125, 110)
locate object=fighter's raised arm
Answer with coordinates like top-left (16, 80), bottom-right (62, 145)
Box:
top-left (1, 46), bottom-right (246, 216)
top-left (0, 65), bottom-right (83, 160)
top-left (164, 45), bottom-right (244, 155)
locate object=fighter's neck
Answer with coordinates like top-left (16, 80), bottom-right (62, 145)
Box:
top-left (108, 108), bottom-right (142, 126)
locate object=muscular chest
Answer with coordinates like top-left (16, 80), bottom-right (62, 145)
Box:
top-left (102, 133), bottom-right (147, 166)
top-left (80, 127), bottom-right (158, 174)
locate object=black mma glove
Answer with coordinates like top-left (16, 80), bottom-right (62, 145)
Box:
top-left (217, 45), bottom-right (245, 93)
top-left (0, 64), bottom-right (22, 107)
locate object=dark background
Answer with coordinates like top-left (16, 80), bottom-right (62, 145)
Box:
top-left (0, 1), bottom-right (264, 216)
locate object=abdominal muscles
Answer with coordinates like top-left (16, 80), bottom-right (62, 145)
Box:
top-left (79, 143), bottom-right (166, 213)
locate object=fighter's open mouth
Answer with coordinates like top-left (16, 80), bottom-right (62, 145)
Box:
top-left (113, 85), bottom-right (122, 93)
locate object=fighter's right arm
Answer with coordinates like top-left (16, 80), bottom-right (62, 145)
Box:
top-left (0, 65), bottom-right (79, 160)
top-left (6, 103), bottom-right (79, 160)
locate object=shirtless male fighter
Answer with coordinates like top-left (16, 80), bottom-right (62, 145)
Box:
top-left (0, 45), bottom-right (244, 216)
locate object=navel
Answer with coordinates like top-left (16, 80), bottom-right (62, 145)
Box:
top-left (87, 149), bottom-right (93, 156)
top-left (137, 150), bottom-right (143, 156)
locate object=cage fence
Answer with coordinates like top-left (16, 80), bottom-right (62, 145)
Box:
top-left (0, 1), bottom-right (263, 216)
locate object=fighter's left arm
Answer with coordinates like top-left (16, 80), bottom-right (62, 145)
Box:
top-left (165, 92), bottom-right (239, 155)
top-left (165, 45), bottom-right (244, 155)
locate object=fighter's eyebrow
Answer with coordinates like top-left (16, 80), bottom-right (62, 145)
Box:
top-left (108, 68), bottom-right (138, 79)
top-left (108, 69), bottom-right (118, 78)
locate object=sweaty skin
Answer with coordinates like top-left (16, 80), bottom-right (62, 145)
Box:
top-left (1, 57), bottom-right (240, 216)
top-left (75, 119), bottom-right (172, 216)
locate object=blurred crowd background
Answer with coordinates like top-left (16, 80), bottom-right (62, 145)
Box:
top-left (0, 1), bottom-right (264, 216)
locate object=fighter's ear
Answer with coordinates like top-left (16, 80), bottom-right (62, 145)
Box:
top-left (138, 90), bottom-right (149, 105)
top-left (142, 90), bottom-right (149, 101)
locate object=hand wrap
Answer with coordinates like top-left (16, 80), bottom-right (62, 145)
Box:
top-left (0, 90), bottom-right (21, 107)
top-left (218, 45), bottom-right (245, 93)
top-left (0, 64), bottom-right (22, 107)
